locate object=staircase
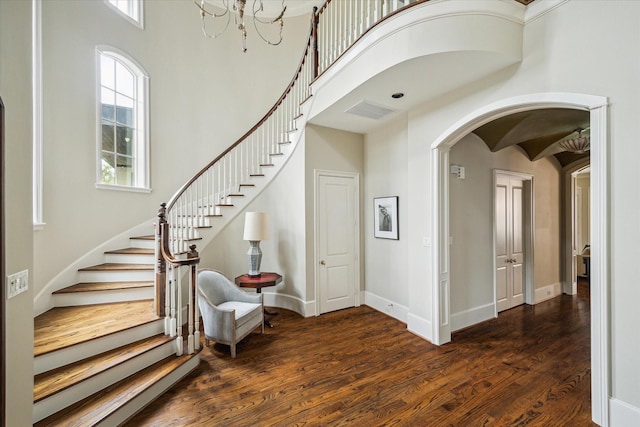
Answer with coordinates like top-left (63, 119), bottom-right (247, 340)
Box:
top-left (32, 1), bottom-right (419, 423)
top-left (33, 236), bottom-right (200, 426)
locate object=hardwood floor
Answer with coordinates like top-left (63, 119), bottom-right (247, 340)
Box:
top-left (126, 282), bottom-right (595, 426)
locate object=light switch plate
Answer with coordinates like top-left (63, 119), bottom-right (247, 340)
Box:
top-left (6, 269), bottom-right (28, 299)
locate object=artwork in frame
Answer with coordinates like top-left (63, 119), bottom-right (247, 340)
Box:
top-left (374, 196), bottom-right (399, 240)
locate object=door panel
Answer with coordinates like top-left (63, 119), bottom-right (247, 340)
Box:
top-left (496, 173), bottom-right (526, 312)
top-left (318, 173), bottom-right (358, 314)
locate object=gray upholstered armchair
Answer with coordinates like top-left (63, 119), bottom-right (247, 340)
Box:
top-left (197, 269), bottom-right (264, 358)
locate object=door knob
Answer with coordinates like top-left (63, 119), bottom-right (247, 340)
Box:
top-left (320, 260), bottom-right (326, 265)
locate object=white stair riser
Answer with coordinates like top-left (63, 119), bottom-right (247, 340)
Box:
top-left (79, 270), bottom-right (154, 283)
top-left (33, 340), bottom-right (176, 423)
top-left (130, 239), bottom-right (156, 250)
top-left (52, 287), bottom-right (154, 308)
top-left (104, 253), bottom-right (155, 264)
top-left (34, 319), bottom-right (164, 375)
top-left (95, 355), bottom-right (200, 427)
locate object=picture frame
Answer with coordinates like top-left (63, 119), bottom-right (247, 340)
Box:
top-left (373, 196), bottom-right (399, 240)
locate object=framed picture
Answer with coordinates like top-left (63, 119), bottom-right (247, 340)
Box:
top-left (374, 196), bottom-right (399, 240)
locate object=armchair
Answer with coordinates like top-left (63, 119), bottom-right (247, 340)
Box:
top-left (197, 269), bottom-right (264, 358)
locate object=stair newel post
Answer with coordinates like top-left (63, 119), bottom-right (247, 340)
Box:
top-left (187, 244), bottom-right (200, 354)
top-left (155, 204), bottom-right (167, 318)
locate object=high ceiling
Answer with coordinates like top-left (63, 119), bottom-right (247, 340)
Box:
top-left (472, 108), bottom-right (591, 167)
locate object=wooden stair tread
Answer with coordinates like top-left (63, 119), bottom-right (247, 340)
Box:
top-left (78, 263), bottom-right (153, 272)
top-left (34, 354), bottom-right (197, 427)
top-left (239, 183), bottom-right (255, 187)
top-left (130, 235), bottom-right (154, 241)
top-left (53, 281), bottom-right (154, 294)
top-left (34, 300), bottom-right (159, 357)
top-left (104, 247), bottom-right (154, 255)
top-left (34, 334), bottom-right (173, 402)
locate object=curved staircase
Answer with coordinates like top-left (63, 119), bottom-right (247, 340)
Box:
top-left (33, 236), bottom-right (199, 426)
top-left (32, 0), bottom-right (434, 423)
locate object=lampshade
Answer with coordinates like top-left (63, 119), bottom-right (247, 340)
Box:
top-left (243, 212), bottom-right (269, 241)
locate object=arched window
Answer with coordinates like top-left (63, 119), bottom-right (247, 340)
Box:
top-left (97, 47), bottom-right (149, 191)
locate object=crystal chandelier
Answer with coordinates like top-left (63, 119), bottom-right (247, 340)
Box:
top-left (195, 0), bottom-right (286, 52)
top-left (558, 128), bottom-right (590, 154)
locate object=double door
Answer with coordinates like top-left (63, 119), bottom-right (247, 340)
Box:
top-left (495, 173), bottom-right (525, 312)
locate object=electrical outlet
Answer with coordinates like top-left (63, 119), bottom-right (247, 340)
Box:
top-left (6, 270), bottom-right (28, 299)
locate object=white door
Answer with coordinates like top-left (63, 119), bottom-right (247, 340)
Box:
top-left (495, 173), bottom-right (525, 312)
top-left (316, 171), bottom-right (359, 314)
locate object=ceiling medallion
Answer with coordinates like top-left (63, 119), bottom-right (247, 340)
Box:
top-left (558, 128), bottom-right (590, 154)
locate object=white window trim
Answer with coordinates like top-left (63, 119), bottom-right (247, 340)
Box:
top-left (33, 0), bottom-right (45, 230)
top-left (96, 46), bottom-right (151, 192)
top-left (104, 0), bottom-right (144, 29)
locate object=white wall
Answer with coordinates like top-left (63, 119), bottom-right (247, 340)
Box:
top-left (200, 124), bottom-right (363, 316)
top-left (200, 136), bottom-right (308, 313)
top-left (305, 124), bottom-right (364, 302)
top-left (363, 0), bottom-right (640, 412)
top-left (34, 0), bottom-right (311, 297)
top-left (364, 116), bottom-right (409, 308)
top-left (0, 1), bottom-right (35, 425)
top-left (449, 134), bottom-right (562, 316)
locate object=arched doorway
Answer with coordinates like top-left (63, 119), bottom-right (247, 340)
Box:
top-left (430, 93), bottom-right (608, 425)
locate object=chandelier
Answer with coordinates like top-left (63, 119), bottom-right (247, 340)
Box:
top-left (195, 0), bottom-right (286, 52)
top-left (558, 128), bottom-right (590, 154)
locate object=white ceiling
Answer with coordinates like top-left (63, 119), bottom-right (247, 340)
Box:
top-left (308, 51), bottom-right (519, 134)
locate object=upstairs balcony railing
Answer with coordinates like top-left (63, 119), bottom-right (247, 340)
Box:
top-left (156, 0), bottom-right (424, 355)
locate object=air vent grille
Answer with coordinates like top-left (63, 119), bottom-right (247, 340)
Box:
top-left (345, 100), bottom-right (396, 120)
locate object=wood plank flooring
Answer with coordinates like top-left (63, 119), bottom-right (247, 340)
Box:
top-left (126, 282), bottom-right (595, 426)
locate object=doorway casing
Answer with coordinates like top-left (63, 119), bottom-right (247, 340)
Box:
top-left (430, 93), bottom-right (609, 426)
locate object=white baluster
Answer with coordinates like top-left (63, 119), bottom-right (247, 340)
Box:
top-left (169, 265), bottom-right (177, 337)
top-left (194, 267), bottom-right (200, 351)
top-left (175, 266), bottom-right (183, 356)
top-left (187, 265), bottom-right (194, 354)
top-left (164, 268), bottom-right (171, 335)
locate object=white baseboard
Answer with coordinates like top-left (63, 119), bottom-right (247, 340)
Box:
top-left (363, 291), bottom-right (409, 323)
top-left (535, 282), bottom-right (562, 303)
top-left (262, 292), bottom-right (315, 318)
top-left (451, 302), bottom-right (495, 332)
top-left (407, 312), bottom-right (432, 343)
top-left (610, 398), bottom-right (640, 427)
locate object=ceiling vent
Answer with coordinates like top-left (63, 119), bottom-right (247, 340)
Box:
top-left (345, 100), bottom-right (396, 120)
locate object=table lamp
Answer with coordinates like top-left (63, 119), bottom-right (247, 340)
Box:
top-left (243, 212), bottom-right (269, 277)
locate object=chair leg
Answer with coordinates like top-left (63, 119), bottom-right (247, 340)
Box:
top-left (261, 319), bottom-right (265, 334)
top-left (205, 338), bottom-right (210, 347)
top-left (231, 343), bottom-right (237, 359)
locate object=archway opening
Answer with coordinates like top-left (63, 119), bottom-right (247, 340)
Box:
top-left (430, 93), bottom-right (608, 425)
